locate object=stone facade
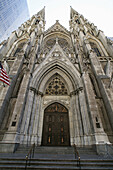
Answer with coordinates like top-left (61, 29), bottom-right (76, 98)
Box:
top-left (0, 7), bottom-right (113, 153)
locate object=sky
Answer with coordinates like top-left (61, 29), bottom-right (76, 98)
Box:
top-left (27, 0), bottom-right (113, 37)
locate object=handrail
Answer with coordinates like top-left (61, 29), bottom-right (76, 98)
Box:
top-left (98, 143), bottom-right (113, 158)
top-left (107, 143), bottom-right (113, 148)
top-left (73, 144), bottom-right (81, 169)
top-left (25, 143), bottom-right (35, 170)
top-left (105, 143), bottom-right (113, 158)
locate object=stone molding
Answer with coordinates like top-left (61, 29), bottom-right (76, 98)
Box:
top-left (29, 87), bottom-right (43, 96)
top-left (70, 87), bottom-right (83, 96)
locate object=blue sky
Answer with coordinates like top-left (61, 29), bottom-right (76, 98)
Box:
top-left (27, 0), bottom-right (113, 37)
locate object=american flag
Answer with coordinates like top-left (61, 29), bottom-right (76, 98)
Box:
top-left (0, 61), bottom-right (10, 86)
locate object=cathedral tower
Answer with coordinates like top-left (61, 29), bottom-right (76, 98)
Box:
top-left (0, 7), bottom-right (113, 154)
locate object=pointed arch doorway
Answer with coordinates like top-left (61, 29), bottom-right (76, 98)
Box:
top-left (42, 103), bottom-right (70, 146)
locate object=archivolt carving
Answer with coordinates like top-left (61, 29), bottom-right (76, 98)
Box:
top-left (43, 99), bottom-right (70, 108)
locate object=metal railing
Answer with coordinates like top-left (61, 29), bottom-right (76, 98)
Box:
top-left (98, 143), bottom-right (113, 158)
top-left (73, 144), bottom-right (81, 169)
top-left (25, 143), bottom-right (35, 170)
top-left (104, 143), bottom-right (113, 158)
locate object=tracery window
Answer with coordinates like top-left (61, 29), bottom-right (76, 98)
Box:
top-left (58, 38), bottom-right (69, 49)
top-left (90, 42), bottom-right (101, 56)
top-left (46, 38), bottom-right (56, 49)
top-left (45, 75), bottom-right (68, 95)
top-left (44, 37), bottom-right (70, 54)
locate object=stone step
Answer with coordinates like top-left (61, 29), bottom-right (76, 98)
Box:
top-left (16, 146), bottom-right (97, 155)
top-left (0, 146), bottom-right (112, 170)
top-left (0, 163), bottom-right (113, 169)
top-left (0, 166), bottom-right (112, 170)
top-left (77, 147), bottom-right (97, 155)
top-left (0, 157), bottom-right (113, 170)
top-left (16, 146), bottom-right (74, 154)
top-left (0, 158), bottom-right (113, 162)
top-left (0, 160), bottom-right (113, 166)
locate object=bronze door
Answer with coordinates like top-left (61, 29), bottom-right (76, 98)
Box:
top-left (42, 103), bottom-right (70, 146)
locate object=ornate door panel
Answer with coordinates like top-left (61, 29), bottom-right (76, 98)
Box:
top-left (42, 103), bottom-right (70, 146)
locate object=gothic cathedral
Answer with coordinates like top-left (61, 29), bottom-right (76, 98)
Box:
top-left (0, 7), bottom-right (113, 154)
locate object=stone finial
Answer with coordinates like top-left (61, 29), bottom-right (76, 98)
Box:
top-left (56, 20), bottom-right (59, 23)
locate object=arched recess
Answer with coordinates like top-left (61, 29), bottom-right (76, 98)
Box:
top-left (41, 102), bottom-right (70, 146)
top-left (24, 57), bottom-right (83, 146)
top-left (85, 33), bottom-right (108, 57)
top-left (90, 41), bottom-right (102, 56)
top-left (40, 69), bottom-right (72, 94)
top-left (43, 25), bottom-right (73, 56)
top-left (87, 36), bottom-right (108, 57)
top-left (7, 38), bottom-right (28, 57)
top-left (31, 59), bottom-right (81, 92)
top-left (44, 30), bottom-right (71, 45)
top-left (6, 38), bottom-right (28, 71)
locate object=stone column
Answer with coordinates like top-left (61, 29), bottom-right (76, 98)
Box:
top-left (28, 92), bottom-right (38, 144)
top-left (97, 78), bottom-right (113, 130)
top-left (70, 94), bottom-right (80, 146)
top-left (36, 95), bottom-right (43, 145)
top-left (85, 41), bottom-right (113, 131)
top-left (0, 86), bottom-right (9, 109)
top-left (31, 93), bottom-right (42, 145)
top-left (70, 94), bottom-right (76, 145)
top-left (82, 72), bottom-right (110, 145)
top-left (75, 92), bottom-right (84, 146)
top-left (20, 89), bottom-right (35, 144)
top-left (78, 89), bottom-right (93, 146)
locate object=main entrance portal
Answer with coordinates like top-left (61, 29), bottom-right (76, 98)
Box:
top-left (42, 103), bottom-right (70, 146)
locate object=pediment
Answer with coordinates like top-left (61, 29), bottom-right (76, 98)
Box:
top-left (38, 43), bottom-right (70, 65)
top-left (44, 20), bottom-right (70, 36)
top-left (35, 43), bottom-right (80, 78)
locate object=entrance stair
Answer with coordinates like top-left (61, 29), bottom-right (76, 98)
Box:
top-left (0, 146), bottom-right (113, 169)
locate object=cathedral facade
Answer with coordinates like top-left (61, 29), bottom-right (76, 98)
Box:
top-left (0, 7), bottom-right (113, 153)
